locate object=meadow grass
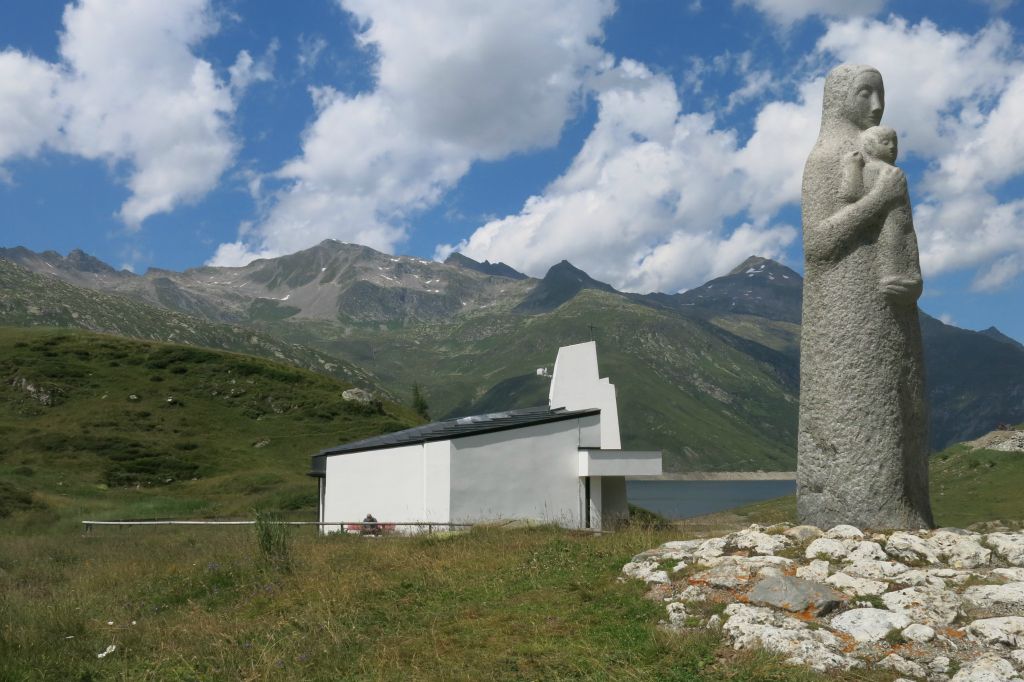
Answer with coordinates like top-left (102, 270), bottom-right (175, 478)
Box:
top-left (1, 520), bottom-right (904, 681)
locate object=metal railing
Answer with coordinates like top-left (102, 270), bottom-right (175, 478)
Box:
top-left (81, 520), bottom-right (474, 532)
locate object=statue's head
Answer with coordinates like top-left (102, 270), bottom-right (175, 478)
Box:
top-left (860, 125), bottom-right (897, 163)
top-left (821, 64), bottom-right (884, 132)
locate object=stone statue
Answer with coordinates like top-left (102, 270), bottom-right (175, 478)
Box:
top-left (798, 64), bottom-right (934, 529)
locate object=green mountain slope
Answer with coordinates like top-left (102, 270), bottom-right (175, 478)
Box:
top-left (0, 258), bottom-right (382, 391)
top-left (0, 328), bottom-right (419, 525)
top-left (5, 245), bottom-right (1022, 472)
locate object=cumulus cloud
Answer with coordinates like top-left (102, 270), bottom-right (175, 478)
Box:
top-left (441, 60), bottom-right (799, 292)
top-left (0, 0), bottom-right (255, 227)
top-left (0, 51), bottom-right (64, 161)
top-left (210, 0), bottom-right (614, 266)
top-left (736, 0), bottom-right (886, 26)
top-left (447, 14), bottom-right (1024, 293)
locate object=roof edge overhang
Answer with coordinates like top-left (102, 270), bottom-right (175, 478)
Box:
top-left (312, 407), bottom-right (600, 461)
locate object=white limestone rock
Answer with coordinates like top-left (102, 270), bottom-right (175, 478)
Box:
top-left (785, 525), bottom-right (824, 542)
top-left (677, 584), bottom-right (707, 602)
top-left (690, 556), bottom-right (795, 590)
top-left (950, 653), bottom-right (1022, 682)
top-left (830, 608), bottom-right (911, 642)
top-left (666, 601), bottom-right (690, 628)
top-left (994, 569), bottom-right (1024, 583)
top-left (730, 528), bottom-right (792, 556)
top-left (878, 653), bottom-right (927, 679)
top-left (844, 559), bottom-right (911, 580)
top-left (846, 541), bottom-right (889, 562)
top-left (661, 539), bottom-right (704, 553)
top-left (797, 559), bottom-right (830, 582)
top-left (825, 572), bottom-right (889, 596)
top-left (806, 538), bottom-right (850, 561)
top-left (722, 604), bottom-right (859, 671)
top-left (882, 586), bottom-right (963, 626)
top-left (932, 530), bottom-right (992, 569)
top-left (964, 583), bottom-right (1024, 611)
top-left (621, 561), bottom-right (669, 585)
top-left (1010, 650), bottom-right (1024, 670)
top-left (902, 623), bottom-right (936, 643)
top-left (886, 531), bottom-right (941, 564)
top-left (931, 656), bottom-right (952, 674)
top-left (825, 525), bottom-right (865, 540)
top-left (967, 618), bottom-right (1024, 648)
top-left (987, 534), bottom-right (1024, 567)
top-left (693, 537), bottom-right (727, 564)
top-left (898, 569), bottom-right (949, 589)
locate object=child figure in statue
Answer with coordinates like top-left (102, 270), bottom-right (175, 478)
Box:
top-left (839, 125), bottom-right (923, 304)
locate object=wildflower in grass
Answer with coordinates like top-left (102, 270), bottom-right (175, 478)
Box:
top-left (97, 644), bottom-right (116, 659)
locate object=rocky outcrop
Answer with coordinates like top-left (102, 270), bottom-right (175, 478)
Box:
top-left (623, 523), bottom-right (1024, 679)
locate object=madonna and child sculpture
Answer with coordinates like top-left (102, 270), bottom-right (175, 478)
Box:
top-left (797, 64), bottom-right (934, 529)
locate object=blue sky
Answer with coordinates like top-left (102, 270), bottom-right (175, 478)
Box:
top-left (2, 0), bottom-right (1023, 340)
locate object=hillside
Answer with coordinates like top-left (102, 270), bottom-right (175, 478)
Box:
top-left (0, 327), bottom-right (420, 525)
top-left (4, 244), bottom-right (1023, 471)
top-left (0, 258), bottom-right (383, 392)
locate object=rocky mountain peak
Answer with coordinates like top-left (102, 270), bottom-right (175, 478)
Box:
top-left (443, 252), bottom-right (527, 280)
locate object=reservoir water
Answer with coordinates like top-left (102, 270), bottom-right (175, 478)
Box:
top-left (627, 479), bottom-right (795, 520)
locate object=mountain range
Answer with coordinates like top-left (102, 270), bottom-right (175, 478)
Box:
top-left (2, 242), bottom-right (1022, 471)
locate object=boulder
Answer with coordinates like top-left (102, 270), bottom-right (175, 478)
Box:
top-left (830, 608), bottom-right (911, 643)
top-left (747, 575), bottom-right (846, 616)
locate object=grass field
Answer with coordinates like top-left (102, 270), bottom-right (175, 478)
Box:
top-left (3, 327), bottom-right (1023, 679)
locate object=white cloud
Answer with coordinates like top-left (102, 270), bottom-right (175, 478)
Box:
top-left (211, 0), bottom-right (615, 266)
top-left (442, 60), bottom-right (798, 293)
top-left (297, 34), bottom-right (327, 74)
top-left (0, 50), bottom-right (64, 161)
top-left (447, 15), bottom-right (1024, 293)
top-left (736, 0), bottom-right (886, 26)
top-left (972, 252), bottom-right (1024, 291)
top-left (0, 0), bottom-right (251, 227)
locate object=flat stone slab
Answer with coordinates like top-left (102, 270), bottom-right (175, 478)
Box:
top-left (986, 533), bottom-right (1024, 566)
top-left (882, 586), bottom-right (963, 627)
top-left (747, 575), bottom-right (846, 616)
top-left (964, 583), bottom-right (1024, 611)
top-left (965, 617), bottom-right (1024, 648)
top-left (830, 608), bottom-right (911, 643)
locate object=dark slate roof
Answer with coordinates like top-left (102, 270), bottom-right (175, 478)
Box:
top-left (309, 405), bottom-right (599, 477)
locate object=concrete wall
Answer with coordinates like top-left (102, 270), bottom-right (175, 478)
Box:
top-left (449, 418), bottom-right (584, 527)
top-left (600, 476), bottom-right (629, 529)
top-left (321, 442), bottom-right (451, 533)
top-left (549, 341), bottom-right (621, 448)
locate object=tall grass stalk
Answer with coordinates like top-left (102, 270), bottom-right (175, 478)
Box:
top-left (254, 509), bottom-right (291, 571)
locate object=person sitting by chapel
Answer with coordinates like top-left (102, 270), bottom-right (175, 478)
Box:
top-left (361, 513), bottom-right (380, 536)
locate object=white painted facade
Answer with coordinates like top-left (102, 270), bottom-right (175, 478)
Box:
top-left (315, 341), bottom-right (661, 532)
